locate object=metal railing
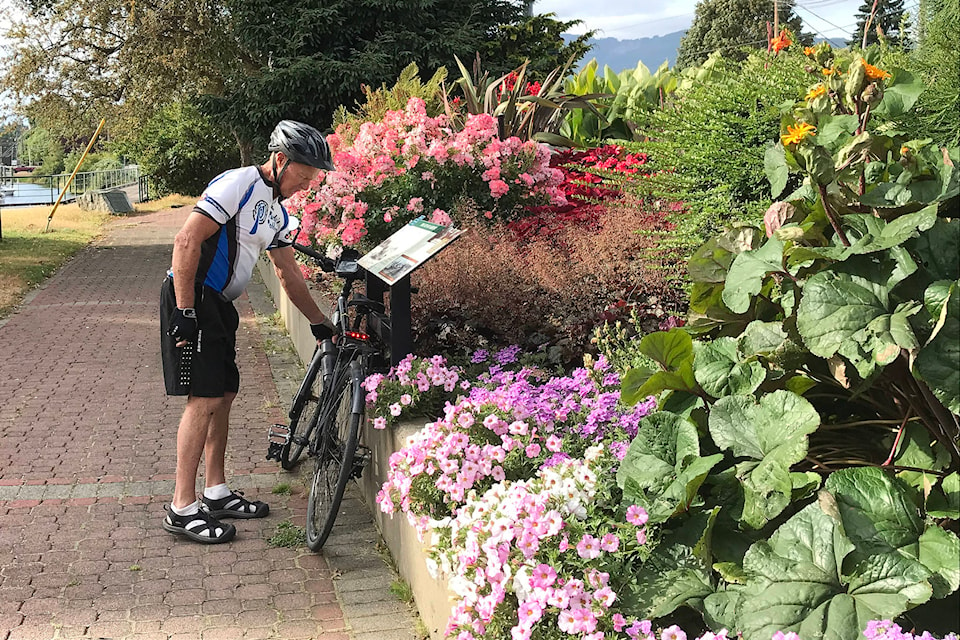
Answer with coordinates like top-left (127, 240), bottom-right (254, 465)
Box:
top-left (0, 165), bottom-right (144, 207)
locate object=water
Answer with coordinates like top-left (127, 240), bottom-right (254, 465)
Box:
top-left (0, 182), bottom-right (76, 207)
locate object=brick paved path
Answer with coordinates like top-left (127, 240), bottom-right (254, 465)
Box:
top-left (0, 209), bottom-right (418, 640)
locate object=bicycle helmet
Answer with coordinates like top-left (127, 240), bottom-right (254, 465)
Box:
top-left (268, 120), bottom-right (334, 171)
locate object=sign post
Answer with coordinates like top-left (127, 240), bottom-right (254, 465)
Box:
top-left (358, 217), bottom-right (463, 366)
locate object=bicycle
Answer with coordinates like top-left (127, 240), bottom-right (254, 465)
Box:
top-left (266, 243), bottom-right (389, 550)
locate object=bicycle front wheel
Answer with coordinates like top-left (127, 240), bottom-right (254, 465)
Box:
top-left (305, 363), bottom-right (362, 551)
top-left (280, 349), bottom-right (323, 470)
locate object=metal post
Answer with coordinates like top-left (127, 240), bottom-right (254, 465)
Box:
top-left (390, 276), bottom-right (413, 365)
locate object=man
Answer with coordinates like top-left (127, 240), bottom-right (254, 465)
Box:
top-left (160, 121), bottom-right (336, 543)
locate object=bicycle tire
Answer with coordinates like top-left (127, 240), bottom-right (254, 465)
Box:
top-left (280, 349), bottom-right (323, 470)
top-left (305, 363), bottom-right (362, 551)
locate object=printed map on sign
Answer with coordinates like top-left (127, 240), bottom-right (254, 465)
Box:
top-left (358, 216), bottom-right (464, 285)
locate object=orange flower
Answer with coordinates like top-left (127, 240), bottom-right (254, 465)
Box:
top-left (900, 145), bottom-right (910, 155)
top-left (771, 30), bottom-right (792, 53)
top-left (805, 84), bottom-right (827, 101)
top-left (822, 67), bottom-right (836, 76)
top-left (803, 46), bottom-right (815, 56)
top-left (781, 122), bottom-right (817, 146)
top-left (862, 60), bottom-right (892, 80)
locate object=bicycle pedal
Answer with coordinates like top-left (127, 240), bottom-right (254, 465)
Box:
top-left (350, 446), bottom-right (372, 479)
top-left (266, 442), bottom-right (283, 462)
top-left (266, 424), bottom-right (290, 462)
top-left (268, 424), bottom-right (290, 445)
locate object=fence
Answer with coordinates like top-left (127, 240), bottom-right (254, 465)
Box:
top-left (0, 166), bottom-right (144, 207)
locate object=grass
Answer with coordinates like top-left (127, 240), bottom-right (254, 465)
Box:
top-left (271, 483), bottom-right (292, 495)
top-left (389, 579), bottom-right (415, 604)
top-left (0, 194), bottom-right (194, 317)
top-left (268, 520), bottom-right (305, 547)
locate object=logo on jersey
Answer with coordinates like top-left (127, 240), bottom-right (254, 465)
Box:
top-left (250, 200), bottom-right (268, 234)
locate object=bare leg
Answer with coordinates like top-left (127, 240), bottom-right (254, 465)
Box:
top-left (172, 395), bottom-right (231, 509)
top-left (203, 392), bottom-right (236, 489)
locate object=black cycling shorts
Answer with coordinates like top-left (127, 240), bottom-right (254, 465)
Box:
top-left (160, 276), bottom-right (240, 397)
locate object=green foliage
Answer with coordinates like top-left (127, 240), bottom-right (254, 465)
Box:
top-left (477, 13), bottom-right (594, 80)
top-left (333, 63), bottom-right (449, 147)
top-left (676, 0), bottom-right (811, 69)
top-left (909, 0), bottom-right (960, 146)
top-left (23, 126), bottom-right (65, 176)
top-left (203, 0), bottom-right (564, 145)
top-left (609, 43), bottom-right (959, 635)
top-left (561, 59), bottom-right (678, 145)
top-left (113, 101), bottom-right (237, 196)
top-left (268, 521), bottom-right (305, 548)
top-left (621, 50), bottom-right (811, 260)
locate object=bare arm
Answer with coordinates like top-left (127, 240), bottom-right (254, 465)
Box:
top-left (171, 212), bottom-right (222, 309)
top-left (268, 245), bottom-right (328, 326)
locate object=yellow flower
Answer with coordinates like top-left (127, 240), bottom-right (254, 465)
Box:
top-left (781, 122), bottom-right (817, 146)
top-left (862, 60), bottom-right (892, 81)
top-left (805, 84), bottom-right (827, 101)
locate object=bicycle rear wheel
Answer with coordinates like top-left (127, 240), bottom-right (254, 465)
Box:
top-left (305, 363), bottom-right (362, 551)
top-left (280, 350), bottom-right (324, 470)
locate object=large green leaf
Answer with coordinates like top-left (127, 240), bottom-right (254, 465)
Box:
top-left (817, 115), bottom-right (859, 148)
top-left (739, 321), bottom-right (790, 357)
top-left (797, 255), bottom-right (920, 369)
top-left (927, 473), bottom-right (960, 520)
top-left (723, 500), bottom-right (932, 640)
top-left (621, 329), bottom-right (699, 404)
top-left (723, 237), bottom-right (786, 314)
top-left (709, 391), bottom-right (820, 528)
top-left (693, 338), bottom-right (766, 398)
top-left (873, 68), bottom-right (924, 118)
top-left (910, 219), bottom-right (960, 282)
top-left (918, 525), bottom-right (960, 599)
top-left (688, 227), bottom-right (765, 284)
top-left (824, 467), bottom-right (924, 565)
top-left (914, 284), bottom-right (960, 413)
top-left (631, 509), bottom-right (719, 618)
top-left (765, 143), bottom-right (789, 198)
top-left (617, 412), bottom-right (723, 524)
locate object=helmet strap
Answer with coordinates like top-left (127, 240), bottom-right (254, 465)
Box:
top-left (270, 153), bottom-right (290, 199)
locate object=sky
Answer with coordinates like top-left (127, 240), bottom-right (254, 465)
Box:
top-left (533, 0), bottom-right (906, 42)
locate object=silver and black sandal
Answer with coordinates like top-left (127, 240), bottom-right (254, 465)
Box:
top-left (201, 490), bottom-right (270, 519)
top-left (162, 506), bottom-right (236, 544)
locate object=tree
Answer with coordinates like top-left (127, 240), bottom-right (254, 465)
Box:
top-left (676, 0), bottom-right (811, 69)
top-left (852, 0), bottom-right (907, 48)
top-left (3, 0), bottom-right (590, 167)
top-left (910, 0), bottom-right (959, 145)
top-left (478, 13), bottom-right (594, 79)
top-left (201, 0), bottom-right (589, 161)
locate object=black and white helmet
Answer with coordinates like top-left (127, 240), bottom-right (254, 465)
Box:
top-left (268, 120), bottom-right (334, 171)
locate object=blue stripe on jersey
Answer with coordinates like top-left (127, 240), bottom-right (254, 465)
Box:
top-left (204, 228), bottom-right (231, 292)
top-left (238, 179), bottom-right (257, 210)
top-left (207, 168), bottom-right (235, 188)
top-left (202, 195), bottom-right (230, 219)
top-left (280, 203), bottom-right (289, 230)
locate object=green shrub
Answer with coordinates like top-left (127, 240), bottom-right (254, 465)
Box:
top-left (114, 101), bottom-right (237, 196)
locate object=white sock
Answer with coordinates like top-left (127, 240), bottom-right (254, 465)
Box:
top-left (171, 500), bottom-right (200, 516)
top-left (204, 483), bottom-right (232, 500)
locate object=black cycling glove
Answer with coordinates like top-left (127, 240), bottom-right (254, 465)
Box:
top-left (168, 307), bottom-right (198, 343)
top-left (311, 321), bottom-right (335, 341)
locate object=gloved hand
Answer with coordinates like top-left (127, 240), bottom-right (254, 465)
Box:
top-left (311, 320), bottom-right (335, 341)
top-left (168, 307), bottom-right (198, 343)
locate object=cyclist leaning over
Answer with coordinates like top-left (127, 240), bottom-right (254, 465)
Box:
top-left (160, 121), bottom-right (337, 544)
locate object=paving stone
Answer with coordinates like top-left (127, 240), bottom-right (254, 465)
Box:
top-left (0, 207), bottom-right (419, 640)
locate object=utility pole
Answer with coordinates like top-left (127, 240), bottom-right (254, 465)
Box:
top-left (773, 0), bottom-right (780, 34)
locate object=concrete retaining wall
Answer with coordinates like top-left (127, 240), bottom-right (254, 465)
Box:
top-left (257, 256), bottom-right (454, 639)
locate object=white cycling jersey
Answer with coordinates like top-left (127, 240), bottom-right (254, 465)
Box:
top-left (191, 166), bottom-right (299, 301)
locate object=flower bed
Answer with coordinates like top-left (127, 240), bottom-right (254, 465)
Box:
top-left (287, 97), bottom-right (566, 249)
top-left (370, 349), bottom-right (958, 640)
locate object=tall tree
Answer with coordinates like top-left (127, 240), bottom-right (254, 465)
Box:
top-left (201, 0), bottom-right (588, 160)
top-left (852, 0), bottom-right (907, 47)
top-left (676, 0), bottom-right (811, 69)
top-left (2, 0), bottom-right (590, 166)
